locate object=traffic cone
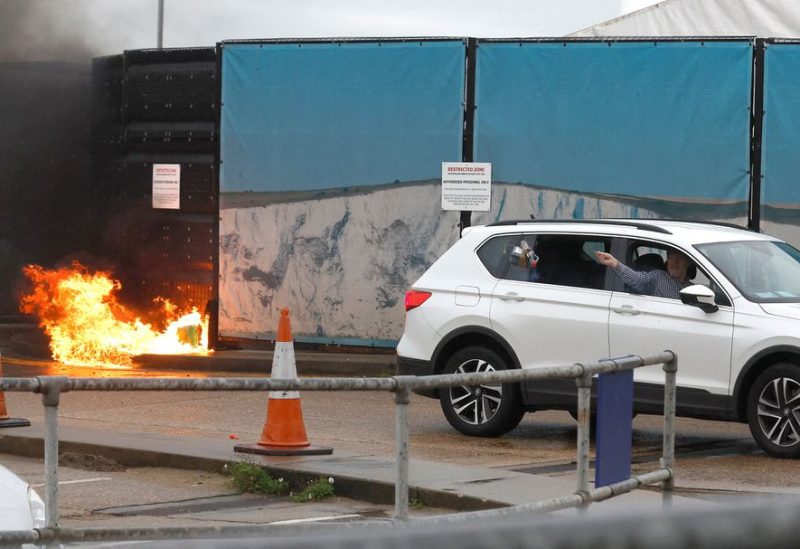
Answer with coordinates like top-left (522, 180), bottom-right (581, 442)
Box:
top-left (0, 351), bottom-right (31, 428)
top-left (234, 308), bottom-right (332, 456)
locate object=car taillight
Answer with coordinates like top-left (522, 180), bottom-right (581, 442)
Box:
top-left (405, 290), bottom-right (432, 311)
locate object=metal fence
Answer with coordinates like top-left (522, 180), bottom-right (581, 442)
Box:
top-left (0, 351), bottom-right (677, 545)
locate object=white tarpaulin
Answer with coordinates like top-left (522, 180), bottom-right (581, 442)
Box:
top-left (571, 0), bottom-right (800, 37)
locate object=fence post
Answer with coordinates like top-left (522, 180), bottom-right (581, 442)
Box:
top-left (394, 382), bottom-right (411, 520)
top-left (575, 367), bottom-right (592, 510)
top-left (660, 352), bottom-right (677, 507)
top-left (38, 377), bottom-right (70, 529)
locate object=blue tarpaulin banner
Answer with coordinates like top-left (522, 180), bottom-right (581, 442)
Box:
top-left (762, 43), bottom-right (800, 210)
top-left (218, 40), bottom-right (466, 344)
top-left (221, 40), bottom-right (465, 192)
top-left (216, 37), bottom-right (765, 344)
top-left (473, 40), bottom-right (752, 221)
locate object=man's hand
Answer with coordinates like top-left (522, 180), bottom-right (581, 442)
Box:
top-left (594, 251), bottom-right (619, 269)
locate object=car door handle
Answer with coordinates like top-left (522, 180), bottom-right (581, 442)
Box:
top-left (612, 304), bottom-right (641, 315)
top-left (500, 292), bottom-right (525, 302)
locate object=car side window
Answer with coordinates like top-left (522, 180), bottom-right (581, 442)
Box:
top-left (624, 244), bottom-right (667, 297)
top-left (626, 241), bottom-right (731, 306)
top-left (477, 233), bottom-right (611, 290)
top-left (476, 234), bottom-right (523, 278)
top-left (533, 234), bottom-right (610, 289)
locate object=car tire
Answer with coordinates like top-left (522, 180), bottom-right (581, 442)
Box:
top-left (746, 363), bottom-right (800, 459)
top-left (439, 346), bottom-right (524, 437)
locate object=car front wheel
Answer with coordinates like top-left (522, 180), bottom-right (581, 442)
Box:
top-left (439, 346), bottom-right (524, 437)
top-left (747, 363), bottom-right (800, 459)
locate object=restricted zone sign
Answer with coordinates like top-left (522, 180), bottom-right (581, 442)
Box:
top-left (152, 164), bottom-right (181, 210)
top-left (441, 162), bottom-right (491, 212)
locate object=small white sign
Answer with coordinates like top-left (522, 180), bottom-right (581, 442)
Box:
top-left (441, 162), bottom-right (491, 212)
top-left (152, 164), bottom-right (181, 210)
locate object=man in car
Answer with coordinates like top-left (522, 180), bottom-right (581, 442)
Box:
top-left (594, 249), bottom-right (692, 299)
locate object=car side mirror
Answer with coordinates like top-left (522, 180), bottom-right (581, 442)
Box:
top-left (680, 284), bottom-right (719, 313)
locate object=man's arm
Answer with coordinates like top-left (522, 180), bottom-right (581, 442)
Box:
top-left (612, 261), bottom-right (654, 293)
top-left (594, 251), bottom-right (654, 293)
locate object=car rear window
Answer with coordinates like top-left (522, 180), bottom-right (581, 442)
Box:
top-left (477, 233), bottom-right (611, 290)
top-left (476, 235), bottom-right (521, 278)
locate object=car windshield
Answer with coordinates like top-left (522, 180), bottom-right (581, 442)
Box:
top-left (695, 240), bottom-right (800, 303)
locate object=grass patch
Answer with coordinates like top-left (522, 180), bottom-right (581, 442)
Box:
top-left (291, 477), bottom-right (336, 503)
top-left (224, 461), bottom-right (289, 496)
top-left (225, 462), bottom-right (336, 503)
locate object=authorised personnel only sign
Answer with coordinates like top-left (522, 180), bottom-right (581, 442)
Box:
top-left (441, 162), bottom-right (492, 212)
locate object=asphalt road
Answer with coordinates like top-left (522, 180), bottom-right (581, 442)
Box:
top-left (1, 453), bottom-right (450, 530)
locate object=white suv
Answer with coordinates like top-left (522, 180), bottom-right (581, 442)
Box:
top-left (397, 219), bottom-right (800, 458)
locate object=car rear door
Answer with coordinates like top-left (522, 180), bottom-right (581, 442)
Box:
top-left (489, 232), bottom-right (613, 370)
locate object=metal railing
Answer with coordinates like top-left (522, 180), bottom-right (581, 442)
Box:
top-left (0, 351), bottom-right (677, 545)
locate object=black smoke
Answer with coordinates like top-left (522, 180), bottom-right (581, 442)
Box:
top-left (0, 1), bottom-right (102, 317)
top-left (0, 0), bottom-right (104, 62)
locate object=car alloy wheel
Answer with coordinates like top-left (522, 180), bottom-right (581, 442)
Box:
top-left (757, 377), bottom-right (800, 446)
top-left (449, 358), bottom-right (503, 426)
top-left (747, 364), bottom-right (800, 458)
top-left (439, 346), bottom-right (524, 437)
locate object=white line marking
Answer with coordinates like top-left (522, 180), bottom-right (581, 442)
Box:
top-left (32, 477), bottom-right (112, 487)
top-left (270, 514), bottom-right (361, 525)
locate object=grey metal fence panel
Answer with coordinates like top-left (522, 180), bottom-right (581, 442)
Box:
top-left (0, 351), bottom-right (677, 545)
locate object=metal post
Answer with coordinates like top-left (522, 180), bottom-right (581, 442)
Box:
top-left (660, 353), bottom-right (677, 507)
top-left (44, 403), bottom-right (58, 529)
top-left (39, 377), bottom-right (69, 529)
top-left (458, 37), bottom-right (477, 238)
top-left (394, 384), bottom-right (411, 520)
top-left (575, 368), bottom-right (592, 510)
top-left (157, 0), bottom-right (164, 49)
top-left (749, 39), bottom-right (765, 232)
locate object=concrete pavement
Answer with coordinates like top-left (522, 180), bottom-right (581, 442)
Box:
top-left (0, 418), bottom-right (696, 517)
top-left (0, 324), bottom-right (704, 519)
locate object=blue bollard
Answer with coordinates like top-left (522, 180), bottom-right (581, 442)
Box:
top-left (595, 369), bottom-right (634, 487)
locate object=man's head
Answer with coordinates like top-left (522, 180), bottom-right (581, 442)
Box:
top-left (666, 250), bottom-right (691, 281)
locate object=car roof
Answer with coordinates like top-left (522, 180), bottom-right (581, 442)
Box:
top-left (465, 219), bottom-right (775, 246)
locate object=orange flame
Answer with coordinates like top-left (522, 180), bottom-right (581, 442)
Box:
top-left (20, 262), bottom-right (210, 368)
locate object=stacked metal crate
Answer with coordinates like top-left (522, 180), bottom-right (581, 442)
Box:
top-left (91, 48), bottom-right (218, 339)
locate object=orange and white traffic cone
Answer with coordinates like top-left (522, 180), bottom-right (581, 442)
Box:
top-left (0, 351), bottom-right (31, 428)
top-left (234, 308), bottom-right (332, 456)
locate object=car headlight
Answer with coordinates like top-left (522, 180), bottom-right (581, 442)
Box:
top-left (27, 486), bottom-right (46, 529)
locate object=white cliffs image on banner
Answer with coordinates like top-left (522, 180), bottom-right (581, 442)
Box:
top-left (218, 181), bottom-right (669, 344)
